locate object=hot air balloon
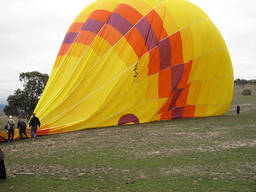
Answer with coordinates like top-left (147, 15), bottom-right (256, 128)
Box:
top-left (0, 0), bottom-right (233, 140)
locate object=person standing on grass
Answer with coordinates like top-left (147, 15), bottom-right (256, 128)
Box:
top-left (237, 105), bottom-right (240, 115)
top-left (6, 115), bottom-right (15, 143)
top-left (29, 113), bottom-right (40, 140)
top-left (0, 148), bottom-right (6, 180)
top-left (17, 120), bottom-right (28, 139)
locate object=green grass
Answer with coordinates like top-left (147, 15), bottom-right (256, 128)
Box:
top-left (0, 85), bottom-right (256, 192)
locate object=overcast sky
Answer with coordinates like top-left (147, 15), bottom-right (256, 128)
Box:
top-left (0, 0), bottom-right (255, 104)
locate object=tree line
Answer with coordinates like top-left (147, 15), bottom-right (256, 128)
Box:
top-left (234, 79), bottom-right (256, 86)
top-left (4, 71), bottom-right (49, 120)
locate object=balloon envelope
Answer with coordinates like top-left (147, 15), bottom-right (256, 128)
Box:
top-left (32, 0), bottom-right (233, 136)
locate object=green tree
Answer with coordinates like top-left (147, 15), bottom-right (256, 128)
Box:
top-left (4, 71), bottom-right (49, 119)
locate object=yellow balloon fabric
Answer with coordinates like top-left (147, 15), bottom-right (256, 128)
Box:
top-left (29, 0), bottom-right (233, 136)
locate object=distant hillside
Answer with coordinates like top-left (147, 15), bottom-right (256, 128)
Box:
top-left (0, 104), bottom-right (5, 111)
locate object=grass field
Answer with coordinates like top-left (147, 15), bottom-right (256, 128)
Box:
top-left (0, 85), bottom-right (256, 192)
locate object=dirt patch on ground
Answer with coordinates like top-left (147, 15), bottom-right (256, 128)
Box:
top-left (161, 161), bottom-right (256, 179)
top-left (135, 139), bottom-right (256, 158)
top-left (220, 140), bottom-right (256, 150)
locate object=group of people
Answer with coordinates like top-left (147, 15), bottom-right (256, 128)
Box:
top-left (5, 113), bottom-right (41, 143)
top-left (0, 113), bottom-right (41, 180)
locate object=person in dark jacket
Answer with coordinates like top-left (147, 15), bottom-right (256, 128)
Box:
top-left (29, 113), bottom-right (40, 140)
top-left (17, 120), bottom-right (28, 139)
top-left (237, 105), bottom-right (240, 115)
top-left (0, 148), bottom-right (6, 180)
